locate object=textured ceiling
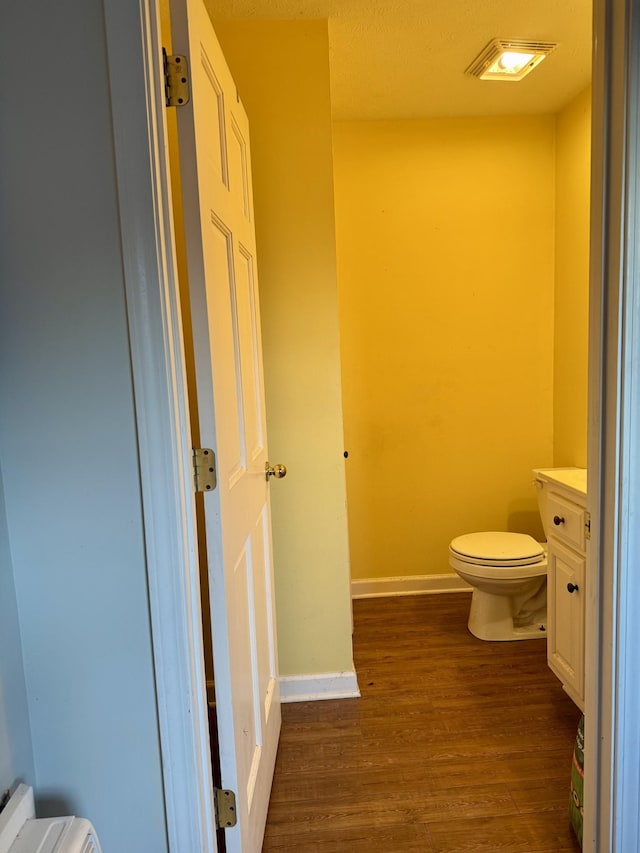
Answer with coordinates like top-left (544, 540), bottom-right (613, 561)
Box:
top-left (210, 0), bottom-right (592, 120)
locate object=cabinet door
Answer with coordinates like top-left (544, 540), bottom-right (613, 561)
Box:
top-left (547, 539), bottom-right (585, 706)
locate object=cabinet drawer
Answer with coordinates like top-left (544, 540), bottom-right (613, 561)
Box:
top-left (547, 540), bottom-right (585, 708)
top-left (547, 492), bottom-right (586, 551)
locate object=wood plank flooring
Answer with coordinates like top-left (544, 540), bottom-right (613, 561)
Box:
top-left (262, 593), bottom-right (582, 852)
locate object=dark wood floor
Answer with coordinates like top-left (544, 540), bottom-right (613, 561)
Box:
top-left (262, 593), bottom-right (582, 852)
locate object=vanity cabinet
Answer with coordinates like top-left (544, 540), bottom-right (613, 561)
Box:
top-left (535, 468), bottom-right (588, 711)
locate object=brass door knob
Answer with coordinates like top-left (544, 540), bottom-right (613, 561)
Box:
top-left (265, 463), bottom-right (287, 481)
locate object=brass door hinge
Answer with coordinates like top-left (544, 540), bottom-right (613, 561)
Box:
top-left (193, 448), bottom-right (216, 493)
top-left (214, 788), bottom-right (237, 829)
top-left (585, 510), bottom-right (591, 540)
top-left (163, 49), bottom-right (190, 107)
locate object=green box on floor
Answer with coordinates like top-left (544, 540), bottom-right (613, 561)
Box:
top-left (570, 714), bottom-right (584, 847)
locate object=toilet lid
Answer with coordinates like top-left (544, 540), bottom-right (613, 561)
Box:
top-left (450, 532), bottom-right (545, 567)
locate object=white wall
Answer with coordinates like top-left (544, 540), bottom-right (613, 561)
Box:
top-left (0, 475), bottom-right (34, 794)
top-left (0, 1), bottom-right (168, 848)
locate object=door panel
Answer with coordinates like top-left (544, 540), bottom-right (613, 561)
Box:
top-left (236, 246), bottom-right (264, 459)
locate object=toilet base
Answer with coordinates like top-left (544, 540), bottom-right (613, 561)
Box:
top-left (467, 588), bottom-right (547, 642)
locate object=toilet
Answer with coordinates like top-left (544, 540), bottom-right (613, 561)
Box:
top-left (449, 474), bottom-right (550, 641)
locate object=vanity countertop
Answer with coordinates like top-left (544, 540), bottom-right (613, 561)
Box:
top-left (533, 467), bottom-right (587, 499)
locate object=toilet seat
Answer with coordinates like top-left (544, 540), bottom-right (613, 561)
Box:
top-left (450, 532), bottom-right (544, 567)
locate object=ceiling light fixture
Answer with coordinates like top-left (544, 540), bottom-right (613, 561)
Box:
top-left (466, 39), bottom-right (558, 82)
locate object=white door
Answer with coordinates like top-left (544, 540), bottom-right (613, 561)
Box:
top-left (170, 3), bottom-right (281, 851)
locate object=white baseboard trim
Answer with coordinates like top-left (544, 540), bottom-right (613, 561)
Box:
top-left (279, 670), bottom-right (361, 703)
top-left (351, 573), bottom-right (472, 599)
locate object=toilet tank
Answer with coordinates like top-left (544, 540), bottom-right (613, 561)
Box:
top-left (533, 473), bottom-right (551, 540)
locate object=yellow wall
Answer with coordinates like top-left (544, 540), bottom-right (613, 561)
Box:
top-left (554, 87), bottom-right (591, 467)
top-left (213, 20), bottom-right (354, 675)
top-left (333, 117), bottom-right (556, 580)
top-left (163, 0), bottom-right (591, 668)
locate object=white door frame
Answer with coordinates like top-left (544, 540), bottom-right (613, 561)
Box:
top-left (585, 0), bottom-right (640, 850)
top-left (103, 0), bottom-right (216, 849)
top-left (102, 0), bottom-right (640, 849)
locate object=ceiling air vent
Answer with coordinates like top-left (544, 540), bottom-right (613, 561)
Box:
top-left (465, 39), bottom-right (558, 82)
